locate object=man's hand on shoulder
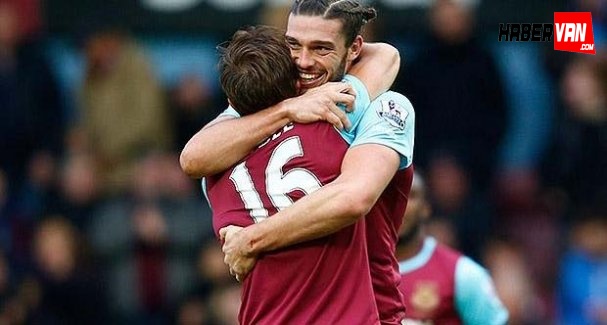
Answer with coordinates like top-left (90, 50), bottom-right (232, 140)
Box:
top-left (283, 82), bottom-right (356, 130)
top-left (220, 225), bottom-right (258, 282)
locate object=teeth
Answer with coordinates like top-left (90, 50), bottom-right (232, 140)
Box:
top-left (299, 73), bottom-right (319, 81)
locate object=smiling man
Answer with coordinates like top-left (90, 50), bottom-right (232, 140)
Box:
top-left (181, 1), bottom-right (415, 324)
top-left (207, 25), bottom-right (379, 324)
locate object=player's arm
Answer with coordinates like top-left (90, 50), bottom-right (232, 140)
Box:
top-left (180, 82), bottom-right (355, 178)
top-left (225, 144), bottom-right (399, 256)
top-left (454, 257), bottom-right (509, 325)
top-left (222, 93), bottom-right (415, 278)
top-left (180, 41), bottom-right (398, 179)
top-left (349, 42), bottom-right (400, 99)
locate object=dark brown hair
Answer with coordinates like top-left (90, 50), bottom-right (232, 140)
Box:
top-left (218, 25), bottom-right (298, 116)
top-left (290, 0), bottom-right (377, 47)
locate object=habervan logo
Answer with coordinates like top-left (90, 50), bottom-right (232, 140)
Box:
top-left (498, 12), bottom-right (596, 55)
top-left (554, 12), bottom-right (595, 54)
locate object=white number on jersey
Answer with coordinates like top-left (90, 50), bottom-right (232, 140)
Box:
top-left (229, 136), bottom-right (322, 223)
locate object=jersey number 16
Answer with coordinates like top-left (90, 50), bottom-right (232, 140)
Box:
top-left (229, 136), bottom-right (322, 223)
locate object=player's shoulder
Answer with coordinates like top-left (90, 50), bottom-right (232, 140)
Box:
top-left (367, 91), bottom-right (415, 130)
top-left (373, 91), bottom-right (415, 113)
top-left (256, 122), bottom-right (341, 150)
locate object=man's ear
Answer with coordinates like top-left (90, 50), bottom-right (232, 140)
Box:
top-left (347, 35), bottom-right (364, 62)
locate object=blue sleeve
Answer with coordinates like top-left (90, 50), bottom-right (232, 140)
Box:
top-left (336, 74), bottom-right (371, 144)
top-left (346, 91), bottom-right (415, 169)
top-left (219, 105), bottom-right (240, 118)
top-left (455, 257), bottom-right (509, 325)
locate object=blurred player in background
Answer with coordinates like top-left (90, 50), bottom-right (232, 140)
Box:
top-left (206, 25), bottom-right (379, 324)
top-left (396, 171), bottom-right (509, 324)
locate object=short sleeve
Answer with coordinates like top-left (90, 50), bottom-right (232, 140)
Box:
top-left (335, 75), bottom-right (372, 145)
top-left (348, 91), bottom-right (415, 169)
top-left (454, 257), bottom-right (509, 325)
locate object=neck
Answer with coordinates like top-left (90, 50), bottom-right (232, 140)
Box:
top-left (396, 232), bottom-right (426, 261)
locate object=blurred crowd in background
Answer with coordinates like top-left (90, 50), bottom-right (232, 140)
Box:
top-left (0, 0), bottom-right (605, 324)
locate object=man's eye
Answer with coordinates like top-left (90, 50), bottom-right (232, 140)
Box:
top-left (316, 47), bottom-right (331, 54)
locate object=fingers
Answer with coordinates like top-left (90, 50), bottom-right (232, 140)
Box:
top-left (330, 92), bottom-right (356, 114)
top-left (325, 110), bottom-right (344, 130)
top-left (287, 81), bottom-right (357, 128)
top-left (324, 103), bottom-right (351, 130)
top-left (219, 225), bottom-right (243, 241)
top-left (219, 227), bottom-right (228, 240)
top-left (321, 83), bottom-right (356, 113)
top-left (229, 268), bottom-right (242, 283)
top-left (318, 87), bottom-right (354, 130)
top-left (319, 81), bottom-right (354, 94)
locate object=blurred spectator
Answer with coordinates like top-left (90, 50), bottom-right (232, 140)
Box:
top-left (176, 240), bottom-right (233, 325)
top-left (88, 153), bottom-right (210, 322)
top-left (0, 0), bottom-right (41, 38)
top-left (176, 295), bottom-right (209, 325)
top-left (399, 0), bottom-right (507, 191)
top-left (484, 240), bottom-right (546, 325)
top-left (79, 25), bottom-right (172, 194)
top-left (0, 1), bottom-right (65, 197)
top-left (196, 239), bottom-right (233, 291)
top-left (8, 152), bottom-right (60, 273)
top-left (0, 250), bottom-right (9, 303)
top-left (558, 207), bottom-right (607, 325)
top-left (45, 152), bottom-right (101, 230)
top-left (0, 170), bottom-right (9, 250)
top-left (170, 74), bottom-right (222, 150)
top-left (207, 284), bottom-right (241, 325)
top-left (427, 153), bottom-right (495, 261)
top-left (544, 56), bottom-right (607, 212)
top-left (0, 280), bottom-right (31, 324)
top-left (259, 0), bottom-right (290, 28)
top-left (30, 217), bottom-right (107, 324)
top-left (573, 0), bottom-right (607, 44)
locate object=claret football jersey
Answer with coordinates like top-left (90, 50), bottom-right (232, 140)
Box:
top-left (345, 91), bottom-right (415, 324)
top-left (206, 121), bottom-right (379, 324)
top-left (398, 237), bottom-right (509, 324)
top-left (215, 77), bottom-right (416, 324)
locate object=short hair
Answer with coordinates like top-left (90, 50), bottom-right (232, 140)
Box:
top-left (218, 25), bottom-right (299, 116)
top-left (290, 0), bottom-right (377, 47)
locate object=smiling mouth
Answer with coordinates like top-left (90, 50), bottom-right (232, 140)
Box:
top-left (298, 72), bottom-right (324, 87)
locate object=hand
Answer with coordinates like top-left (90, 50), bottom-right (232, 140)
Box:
top-left (219, 225), bottom-right (258, 282)
top-left (284, 82), bottom-right (356, 130)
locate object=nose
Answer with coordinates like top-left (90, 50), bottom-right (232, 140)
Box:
top-left (294, 48), bottom-right (314, 70)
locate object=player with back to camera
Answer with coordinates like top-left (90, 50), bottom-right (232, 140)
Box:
top-left (207, 24), bottom-right (379, 324)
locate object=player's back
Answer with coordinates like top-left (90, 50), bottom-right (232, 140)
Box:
top-left (206, 122), bottom-right (378, 325)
